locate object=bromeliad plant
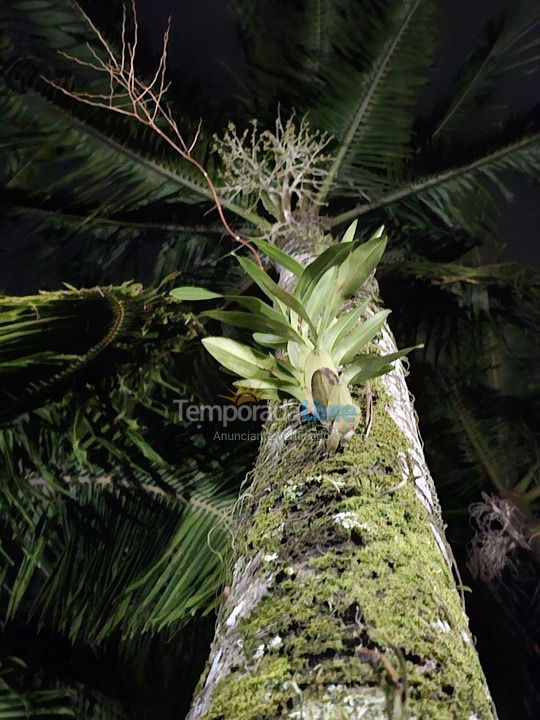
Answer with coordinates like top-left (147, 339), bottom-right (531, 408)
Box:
top-left (171, 223), bottom-right (417, 452)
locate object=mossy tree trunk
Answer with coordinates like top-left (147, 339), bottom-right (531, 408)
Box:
top-left (186, 276), bottom-right (496, 720)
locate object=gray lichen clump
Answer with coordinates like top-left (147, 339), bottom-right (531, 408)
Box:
top-left (190, 383), bottom-right (495, 720)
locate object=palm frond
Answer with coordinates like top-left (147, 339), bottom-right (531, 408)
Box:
top-left (314, 0), bottom-right (435, 200)
top-left (0, 0), bottom-right (213, 207)
top-left (301, 0), bottom-right (340, 79)
top-left (328, 125), bottom-right (540, 234)
top-left (4, 471), bottom-right (235, 642)
top-left (1, 406), bottom-right (246, 641)
top-left (0, 657), bottom-right (72, 720)
top-left (232, 0), bottom-right (341, 116)
top-left (0, 0), bottom-right (269, 262)
top-left (1, 654), bottom-right (132, 720)
top-left (429, 1), bottom-right (540, 139)
top-left (0, 285), bottom-right (145, 421)
top-left (0, 284), bottom-right (257, 641)
top-left (1, 614), bottom-right (216, 720)
top-left (0, 85), bottom-right (210, 216)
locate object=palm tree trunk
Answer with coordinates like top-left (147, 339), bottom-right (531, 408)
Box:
top-left (186, 276), bottom-right (496, 720)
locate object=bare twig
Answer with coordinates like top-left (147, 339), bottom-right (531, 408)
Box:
top-left (44, 0), bottom-right (262, 266)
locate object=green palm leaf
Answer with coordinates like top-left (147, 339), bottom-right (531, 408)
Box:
top-left (328, 128), bottom-right (540, 234)
top-left (315, 0), bottom-right (435, 200)
top-left (430, 2), bottom-right (540, 139)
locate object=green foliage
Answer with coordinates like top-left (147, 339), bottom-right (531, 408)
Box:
top-left (2, 0), bottom-right (540, 277)
top-left (171, 224), bottom-right (417, 451)
top-left (382, 251), bottom-right (540, 514)
top-left (0, 284), bottom-right (255, 717)
top-left (0, 656), bottom-right (72, 719)
top-left (0, 285), bottom-right (142, 421)
top-left (429, 3), bottom-right (540, 138)
top-left (0, 0), bottom-right (537, 308)
top-left (329, 128), bottom-right (540, 234)
top-left (0, 285), bottom-right (246, 633)
top-left (0, 0), bottom-right (266, 290)
top-left (230, 0), bottom-right (540, 239)
top-left (313, 0), bottom-right (436, 199)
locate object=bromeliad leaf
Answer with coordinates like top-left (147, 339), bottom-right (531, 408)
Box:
top-left (305, 266), bottom-right (340, 328)
top-left (321, 301), bottom-right (370, 349)
top-left (253, 333), bottom-right (288, 348)
top-left (236, 256), bottom-right (316, 334)
top-left (170, 288), bottom-right (282, 323)
top-left (170, 287), bottom-right (223, 301)
top-left (202, 310), bottom-right (303, 342)
top-left (295, 222), bottom-right (384, 308)
top-left (342, 347), bottom-right (420, 385)
top-left (333, 310), bottom-right (391, 364)
top-left (341, 220), bottom-right (359, 244)
top-left (336, 234), bottom-right (387, 298)
top-left (234, 378), bottom-right (304, 402)
top-left (202, 337), bottom-right (276, 379)
top-left (251, 237), bottom-right (304, 277)
top-left (295, 242), bottom-right (353, 302)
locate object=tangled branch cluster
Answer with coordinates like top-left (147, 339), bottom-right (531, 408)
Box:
top-left (213, 113), bottom-right (333, 231)
top-left (468, 492), bottom-right (530, 583)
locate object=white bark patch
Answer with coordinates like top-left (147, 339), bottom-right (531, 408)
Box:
top-left (333, 511), bottom-right (370, 532)
top-left (431, 619), bottom-right (452, 633)
top-left (287, 685), bottom-right (388, 720)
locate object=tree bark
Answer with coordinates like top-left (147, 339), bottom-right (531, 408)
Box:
top-left (186, 279), bottom-right (496, 720)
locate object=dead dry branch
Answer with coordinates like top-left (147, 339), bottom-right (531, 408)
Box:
top-left (44, 0), bottom-right (262, 265)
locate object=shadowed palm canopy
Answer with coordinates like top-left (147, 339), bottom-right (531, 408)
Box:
top-left (0, 1), bottom-right (539, 718)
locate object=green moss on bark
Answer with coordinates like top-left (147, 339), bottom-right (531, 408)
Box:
top-left (199, 383), bottom-right (494, 720)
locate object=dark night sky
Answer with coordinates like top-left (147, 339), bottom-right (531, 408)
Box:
top-left (85, 0), bottom-right (540, 269)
